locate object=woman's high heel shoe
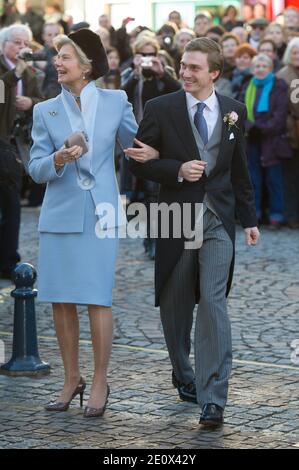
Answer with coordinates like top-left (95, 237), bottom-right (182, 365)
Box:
top-left (45, 377), bottom-right (86, 412)
top-left (83, 384), bottom-right (110, 418)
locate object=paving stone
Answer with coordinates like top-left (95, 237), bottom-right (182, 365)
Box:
top-left (0, 209), bottom-right (299, 448)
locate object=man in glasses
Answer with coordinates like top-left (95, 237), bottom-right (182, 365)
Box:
top-left (248, 17), bottom-right (269, 50)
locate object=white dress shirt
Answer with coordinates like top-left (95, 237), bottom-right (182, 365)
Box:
top-left (185, 89), bottom-right (220, 139)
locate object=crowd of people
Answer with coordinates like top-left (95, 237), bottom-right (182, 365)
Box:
top-left (0, 1), bottom-right (294, 425)
top-left (1, 2), bottom-right (299, 279)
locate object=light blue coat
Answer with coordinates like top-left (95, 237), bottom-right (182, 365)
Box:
top-left (29, 84), bottom-right (138, 233)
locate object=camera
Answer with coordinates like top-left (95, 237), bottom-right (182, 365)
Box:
top-left (162, 35), bottom-right (173, 50)
top-left (141, 56), bottom-right (154, 68)
top-left (18, 52), bottom-right (47, 61)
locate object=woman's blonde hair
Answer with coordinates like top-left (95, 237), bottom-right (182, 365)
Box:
top-left (133, 35), bottom-right (160, 55)
top-left (53, 34), bottom-right (92, 76)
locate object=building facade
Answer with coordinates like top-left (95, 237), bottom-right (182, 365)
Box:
top-left (63, 0), bottom-right (241, 31)
top-left (63, 0), bottom-right (299, 30)
top-left (5, 1), bottom-right (299, 30)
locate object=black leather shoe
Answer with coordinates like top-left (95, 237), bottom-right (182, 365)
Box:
top-left (172, 371), bottom-right (197, 403)
top-left (199, 403), bottom-right (224, 427)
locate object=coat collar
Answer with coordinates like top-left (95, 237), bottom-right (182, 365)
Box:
top-left (0, 54), bottom-right (9, 71)
top-left (60, 81), bottom-right (99, 174)
top-left (185, 88), bottom-right (218, 113)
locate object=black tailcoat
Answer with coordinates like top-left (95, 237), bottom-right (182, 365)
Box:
top-left (129, 90), bottom-right (257, 306)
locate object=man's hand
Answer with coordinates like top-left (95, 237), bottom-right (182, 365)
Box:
top-left (124, 138), bottom-right (160, 162)
top-left (244, 227), bottom-right (260, 246)
top-left (15, 96), bottom-right (33, 111)
top-left (15, 47), bottom-right (32, 77)
top-left (178, 160), bottom-right (207, 182)
top-left (15, 58), bottom-right (28, 78)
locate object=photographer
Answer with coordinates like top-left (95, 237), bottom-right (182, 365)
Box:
top-left (122, 35), bottom-right (181, 119)
top-left (156, 23), bottom-right (178, 61)
top-left (121, 35), bottom-right (181, 259)
top-left (0, 24), bottom-right (43, 279)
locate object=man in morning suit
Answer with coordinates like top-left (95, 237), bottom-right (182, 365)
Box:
top-left (127, 38), bottom-right (260, 426)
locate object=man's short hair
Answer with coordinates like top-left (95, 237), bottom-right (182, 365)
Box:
top-left (0, 24), bottom-right (32, 51)
top-left (169, 11), bottom-right (181, 19)
top-left (184, 37), bottom-right (224, 78)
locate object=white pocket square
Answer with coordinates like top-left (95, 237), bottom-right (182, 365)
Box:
top-left (229, 132), bottom-right (235, 140)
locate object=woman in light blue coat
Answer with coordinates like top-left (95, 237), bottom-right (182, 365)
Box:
top-left (29, 29), bottom-right (141, 417)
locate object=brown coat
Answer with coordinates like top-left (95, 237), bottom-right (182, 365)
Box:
top-left (276, 65), bottom-right (299, 149)
top-left (0, 55), bottom-right (43, 138)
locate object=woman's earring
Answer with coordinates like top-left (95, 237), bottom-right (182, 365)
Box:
top-left (83, 73), bottom-right (86, 80)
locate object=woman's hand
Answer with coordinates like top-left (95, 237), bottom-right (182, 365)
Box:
top-left (54, 145), bottom-right (83, 166)
top-left (133, 54), bottom-right (143, 76)
top-left (150, 56), bottom-right (164, 78)
top-left (124, 138), bottom-right (160, 163)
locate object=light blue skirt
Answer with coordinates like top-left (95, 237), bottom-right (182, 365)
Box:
top-left (37, 192), bottom-right (119, 306)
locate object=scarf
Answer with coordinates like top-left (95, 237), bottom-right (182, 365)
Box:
top-left (232, 68), bottom-right (251, 87)
top-left (61, 81), bottom-right (98, 175)
top-left (245, 73), bottom-right (274, 123)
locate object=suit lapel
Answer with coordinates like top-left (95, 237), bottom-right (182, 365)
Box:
top-left (216, 92), bottom-right (231, 150)
top-left (170, 90), bottom-right (201, 161)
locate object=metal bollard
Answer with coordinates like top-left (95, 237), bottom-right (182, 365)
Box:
top-left (0, 263), bottom-right (50, 377)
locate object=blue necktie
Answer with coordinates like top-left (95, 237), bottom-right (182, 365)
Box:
top-left (194, 102), bottom-right (208, 146)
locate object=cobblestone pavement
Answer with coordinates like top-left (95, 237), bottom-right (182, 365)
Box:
top-left (0, 207), bottom-right (298, 449)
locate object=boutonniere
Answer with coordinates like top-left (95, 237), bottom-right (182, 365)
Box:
top-left (223, 111), bottom-right (239, 131)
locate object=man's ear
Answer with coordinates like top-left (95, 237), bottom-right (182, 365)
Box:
top-left (211, 69), bottom-right (221, 82)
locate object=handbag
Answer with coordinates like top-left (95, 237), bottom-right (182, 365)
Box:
top-left (64, 131), bottom-right (89, 154)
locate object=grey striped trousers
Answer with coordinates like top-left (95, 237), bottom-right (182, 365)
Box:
top-left (160, 209), bottom-right (233, 409)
